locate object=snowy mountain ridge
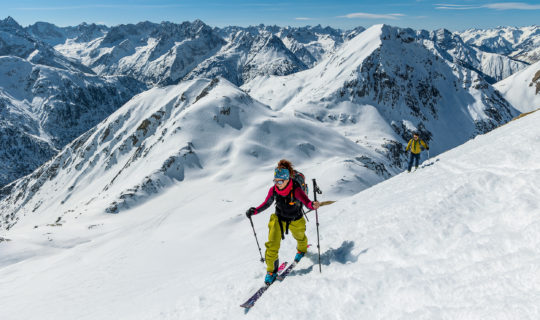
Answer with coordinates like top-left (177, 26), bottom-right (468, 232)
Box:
top-left (419, 28), bottom-right (528, 83)
top-left (457, 25), bottom-right (540, 64)
top-left (183, 30), bottom-right (308, 86)
top-left (244, 24), bottom-right (518, 161)
top-left (0, 16), bottom-right (531, 189)
top-left (0, 17), bottom-right (95, 74)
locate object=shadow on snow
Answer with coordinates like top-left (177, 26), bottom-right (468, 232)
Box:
top-left (291, 240), bottom-right (368, 277)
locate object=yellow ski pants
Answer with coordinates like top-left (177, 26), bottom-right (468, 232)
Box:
top-left (265, 214), bottom-right (308, 272)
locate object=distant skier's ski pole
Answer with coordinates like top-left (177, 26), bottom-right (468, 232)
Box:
top-left (248, 216), bottom-right (265, 263)
top-left (312, 179), bottom-right (322, 273)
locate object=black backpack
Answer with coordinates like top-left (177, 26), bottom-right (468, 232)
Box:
top-left (292, 171), bottom-right (308, 195)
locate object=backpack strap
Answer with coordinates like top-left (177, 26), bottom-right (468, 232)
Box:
top-left (277, 216), bottom-right (286, 240)
top-left (288, 180), bottom-right (300, 205)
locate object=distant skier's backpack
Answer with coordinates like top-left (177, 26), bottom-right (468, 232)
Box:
top-left (292, 171), bottom-right (308, 195)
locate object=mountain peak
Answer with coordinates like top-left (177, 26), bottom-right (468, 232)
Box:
top-left (0, 16), bottom-right (23, 30)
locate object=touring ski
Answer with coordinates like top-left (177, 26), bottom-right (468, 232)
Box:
top-left (240, 262), bottom-right (288, 309)
top-left (277, 251), bottom-right (306, 281)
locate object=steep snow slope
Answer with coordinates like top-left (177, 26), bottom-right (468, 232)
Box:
top-left (494, 61), bottom-right (540, 113)
top-left (244, 24), bottom-right (518, 165)
top-left (0, 77), bottom-right (394, 231)
top-left (0, 97), bottom-right (538, 320)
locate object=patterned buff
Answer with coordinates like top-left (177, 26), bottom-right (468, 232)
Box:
top-left (274, 167), bottom-right (290, 180)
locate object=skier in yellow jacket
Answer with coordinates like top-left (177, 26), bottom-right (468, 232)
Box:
top-left (405, 132), bottom-right (429, 172)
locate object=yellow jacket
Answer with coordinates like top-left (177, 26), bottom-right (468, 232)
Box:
top-left (406, 138), bottom-right (428, 154)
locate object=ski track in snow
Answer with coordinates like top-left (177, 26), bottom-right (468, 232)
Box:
top-left (0, 111), bottom-right (539, 319)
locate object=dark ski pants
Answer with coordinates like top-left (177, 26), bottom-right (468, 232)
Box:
top-left (407, 152), bottom-right (420, 171)
top-left (265, 214), bottom-right (308, 272)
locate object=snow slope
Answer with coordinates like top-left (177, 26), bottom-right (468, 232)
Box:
top-left (0, 77), bottom-right (393, 231)
top-left (0, 97), bottom-right (538, 320)
top-left (494, 61), bottom-right (540, 113)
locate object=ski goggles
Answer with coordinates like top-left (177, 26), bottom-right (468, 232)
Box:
top-left (273, 179), bottom-right (286, 185)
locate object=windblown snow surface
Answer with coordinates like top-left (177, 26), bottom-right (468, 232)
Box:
top-left (0, 110), bottom-right (539, 318)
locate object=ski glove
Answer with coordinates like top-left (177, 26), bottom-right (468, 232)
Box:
top-left (246, 207), bottom-right (256, 218)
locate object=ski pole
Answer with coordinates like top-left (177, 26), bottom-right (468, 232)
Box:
top-left (248, 215), bottom-right (265, 263)
top-left (302, 208), bottom-right (309, 222)
top-left (312, 179), bottom-right (322, 273)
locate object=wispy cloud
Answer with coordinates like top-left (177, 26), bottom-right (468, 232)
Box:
top-left (435, 2), bottom-right (540, 10)
top-left (339, 12), bottom-right (405, 20)
top-left (483, 2), bottom-right (540, 10)
top-left (295, 17), bottom-right (313, 21)
top-left (435, 4), bottom-right (480, 10)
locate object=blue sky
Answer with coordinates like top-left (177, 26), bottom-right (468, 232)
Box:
top-left (2, 0), bottom-right (539, 31)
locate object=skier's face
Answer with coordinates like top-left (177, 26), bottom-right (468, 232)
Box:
top-left (274, 179), bottom-right (289, 190)
top-left (413, 134), bottom-right (419, 140)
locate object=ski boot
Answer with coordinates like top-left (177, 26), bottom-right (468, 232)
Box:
top-left (264, 271), bottom-right (277, 285)
top-left (294, 250), bottom-right (305, 262)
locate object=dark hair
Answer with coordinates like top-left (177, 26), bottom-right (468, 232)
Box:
top-left (277, 159), bottom-right (294, 176)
